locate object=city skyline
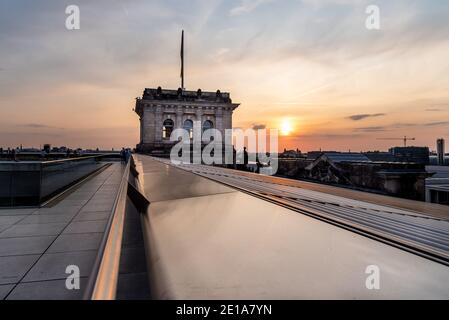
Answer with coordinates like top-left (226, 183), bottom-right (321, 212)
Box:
top-left (1, 0), bottom-right (449, 151)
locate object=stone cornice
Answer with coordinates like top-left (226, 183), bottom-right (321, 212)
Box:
top-left (135, 99), bottom-right (239, 116)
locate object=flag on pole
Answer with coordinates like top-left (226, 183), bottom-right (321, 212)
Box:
top-left (180, 30), bottom-right (184, 90)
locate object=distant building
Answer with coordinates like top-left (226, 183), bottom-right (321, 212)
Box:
top-left (306, 151), bottom-right (338, 161)
top-left (19, 147), bottom-right (40, 152)
top-left (429, 155), bottom-right (449, 165)
top-left (304, 152), bottom-right (371, 186)
top-left (364, 151), bottom-right (396, 162)
top-left (301, 152), bottom-right (430, 200)
top-left (42, 144), bottom-right (50, 153)
top-left (134, 87), bottom-right (240, 154)
top-left (308, 152), bottom-right (371, 163)
top-left (280, 148), bottom-right (302, 158)
top-left (425, 165), bottom-right (449, 205)
top-left (388, 146), bottom-right (430, 165)
top-left (437, 138), bottom-right (445, 166)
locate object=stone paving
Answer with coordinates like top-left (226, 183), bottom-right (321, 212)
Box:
top-left (0, 163), bottom-right (124, 300)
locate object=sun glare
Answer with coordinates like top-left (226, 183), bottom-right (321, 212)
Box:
top-left (280, 119), bottom-right (293, 136)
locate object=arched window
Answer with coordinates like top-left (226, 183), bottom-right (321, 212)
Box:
top-left (162, 119), bottom-right (174, 139)
top-left (202, 120), bottom-right (215, 142)
top-left (183, 119), bottom-right (193, 139)
top-left (203, 120), bottom-right (213, 132)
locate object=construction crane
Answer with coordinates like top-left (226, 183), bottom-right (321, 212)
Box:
top-left (377, 136), bottom-right (416, 147)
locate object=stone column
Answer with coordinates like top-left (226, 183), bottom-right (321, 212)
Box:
top-left (425, 187), bottom-right (432, 203)
top-left (139, 117), bottom-right (143, 144)
top-left (143, 106), bottom-right (155, 144)
top-left (154, 105), bottom-right (163, 142)
top-left (176, 105), bottom-right (183, 130)
top-left (195, 107), bottom-right (203, 130)
top-left (228, 109), bottom-right (233, 130)
top-left (222, 109), bottom-right (232, 131)
top-left (215, 107), bottom-right (224, 137)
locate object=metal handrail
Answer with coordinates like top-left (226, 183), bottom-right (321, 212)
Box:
top-left (83, 158), bottom-right (131, 300)
top-left (42, 154), bottom-right (117, 166)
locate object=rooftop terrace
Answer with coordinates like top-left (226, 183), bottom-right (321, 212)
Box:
top-left (0, 162), bottom-right (150, 299)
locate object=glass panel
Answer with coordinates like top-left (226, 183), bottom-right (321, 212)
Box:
top-left (40, 157), bottom-right (104, 201)
top-left (0, 156), bottom-right (109, 207)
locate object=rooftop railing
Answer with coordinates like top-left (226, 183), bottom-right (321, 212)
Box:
top-left (83, 156), bottom-right (150, 300)
top-left (83, 159), bottom-right (131, 300)
top-left (0, 154), bottom-right (116, 207)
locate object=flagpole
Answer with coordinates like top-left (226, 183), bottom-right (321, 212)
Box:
top-left (181, 30), bottom-right (184, 90)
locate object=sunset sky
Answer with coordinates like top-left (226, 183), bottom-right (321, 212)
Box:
top-left (1, 0), bottom-right (448, 152)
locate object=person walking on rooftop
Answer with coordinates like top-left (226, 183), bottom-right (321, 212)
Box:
top-left (243, 147), bottom-right (249, 171)
top-left (11, 148), bottom-right (18, 162)
top-left (120, 147), bottom-right (126, 163)
top-left (125, 148), bottom-right (132, 164)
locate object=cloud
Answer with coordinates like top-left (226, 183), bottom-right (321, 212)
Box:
top-left (292, 133), bottom-right (362, 139)
top-left (353, 126), bottom-right (388, 132)
top-left (252, 123), bottom-right (266, 130)
top-left (425, 103), bottom-right (449, 112)
top-left (211, 48), bottom-right (231, 62)
top-left (394, 121), bottom-right (449, 127)
top-left (423, 121), bottom-right (449, 127)
top-left (229, 0), bottom-right (272, 16)
top-left (346, 113), bottom-right (386, 121)
top-left (354, 121), bottom-right (449, 133)
top-left (21, 123), bottom-right (63, 129)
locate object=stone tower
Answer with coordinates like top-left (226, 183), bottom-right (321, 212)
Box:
top-left (134, 87), bottom-right (240, 154)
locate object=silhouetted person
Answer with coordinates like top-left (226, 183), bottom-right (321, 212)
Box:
top-left (11, 148), bottom-right (18, 162)
top-left (256, 154), bottom-right (262, 174)
top-left (243, 147), bottom-right (249, 168)
top-left (120, 147), bottom-right (126, 163)
top-left (125, 148), bottom-right (132, 163)
top-left (232, 146), bottom-right (237, 169)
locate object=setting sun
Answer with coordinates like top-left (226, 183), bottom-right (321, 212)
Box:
top-left (280, 119), bottom-right (293, 136)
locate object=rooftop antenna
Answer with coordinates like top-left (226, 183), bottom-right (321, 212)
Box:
top-left (180, 30), bottom-right (185, 90)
